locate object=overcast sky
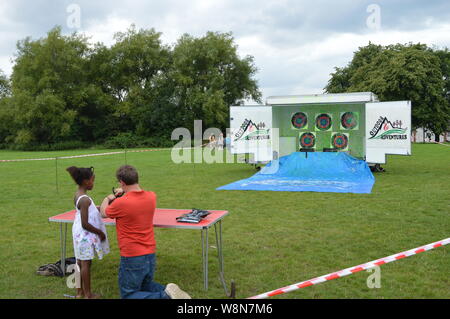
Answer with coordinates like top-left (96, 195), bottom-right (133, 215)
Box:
top-left (1, 0), bottom-right (449, 102)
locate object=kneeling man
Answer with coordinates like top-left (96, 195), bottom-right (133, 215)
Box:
top-left (101, 165), bottom-right (190, 299)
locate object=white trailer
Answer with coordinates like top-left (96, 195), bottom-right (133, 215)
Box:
top-left (229, 92), bottom-right (411, 165)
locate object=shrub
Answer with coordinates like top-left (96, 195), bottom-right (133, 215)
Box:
top-left (103, 133), bottom-right (176, 149)
top-left (7, 140), bottom-right (88, 151)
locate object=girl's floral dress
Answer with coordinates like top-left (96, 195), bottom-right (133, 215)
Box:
top-left (72, 195), bottom-right (110, 260)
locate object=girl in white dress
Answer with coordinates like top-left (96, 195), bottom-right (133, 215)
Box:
top-left (67, 166), bottom-right (109, 299)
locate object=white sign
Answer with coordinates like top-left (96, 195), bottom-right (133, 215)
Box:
top-left (365, 101), bottom-right (411, 164)
top-left (230, 106), bottom-right (273, 162)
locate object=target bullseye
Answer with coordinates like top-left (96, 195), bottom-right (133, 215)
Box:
top-left (341, 112), bottom-right (358, 129)
top-left (332, 133), bottom-right (348, 149)
top-left (291, 112), bottom-right (307, 129)
top-left (300, 132), bottom-right (315, 148)
top-left (316, 113), bottom-right (332, 131)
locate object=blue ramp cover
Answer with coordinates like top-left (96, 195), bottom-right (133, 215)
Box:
top-left (217, 152), bottom-right (375, 193)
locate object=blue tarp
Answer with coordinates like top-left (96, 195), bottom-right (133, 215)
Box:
top-left (217, 152), bottom-right (375, 193)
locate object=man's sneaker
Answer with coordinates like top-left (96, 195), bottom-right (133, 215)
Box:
top-left (165, 283), bottom-right (191, 299)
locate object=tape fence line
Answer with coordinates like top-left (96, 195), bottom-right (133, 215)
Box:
top-left (248, 237), bottom-right (450, 299)
top-left (0, 145), bottom-right (210, 163)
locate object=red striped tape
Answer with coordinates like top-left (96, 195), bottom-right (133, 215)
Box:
top-left (248, 237), bottom-right (450, 299)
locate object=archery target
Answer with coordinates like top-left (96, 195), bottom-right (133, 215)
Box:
top-left (291, 112), bottom-right (308, 129)
top-left (331, 133), bottom-right (349, 150)
top-left (315, 113), bottom-right (332, 131)
top-left (299, 132), bottom-right (316, 149)
top-left (340, 112), bottom-right (358, 130)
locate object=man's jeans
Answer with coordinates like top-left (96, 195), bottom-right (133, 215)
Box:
top-left (119, 253), bottom-right (170, 299)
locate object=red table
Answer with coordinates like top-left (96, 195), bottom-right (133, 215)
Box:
top-left (49, 208), bottom-right (229, 292)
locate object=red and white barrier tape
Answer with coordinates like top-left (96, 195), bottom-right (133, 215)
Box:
top-left (0, 145), bottom-right (210, 163)
top-left (248, 237), bottom-right (450, 299)
top-left (434, 141), bottom-right (450, 147)
top-left (0, 150), bottom-right (155, 162)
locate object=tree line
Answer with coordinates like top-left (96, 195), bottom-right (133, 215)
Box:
top-left (0, 26), bottom-right (262, 150)
top-left (1, 29), bottom-right (448, 150)
top-left (325, 42), bottom-right (450, 140)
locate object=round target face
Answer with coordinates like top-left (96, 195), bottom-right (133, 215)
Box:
top-left (316, 113), bottom-right (332, 131)
top-left (341, 112), bottom-right (358, 129)
top-left (332, 133), bottom-right (348, 149)
top-left (291, 112), bottom-right (307, 129)
top-left (300, 132), bottom-right (315, 148)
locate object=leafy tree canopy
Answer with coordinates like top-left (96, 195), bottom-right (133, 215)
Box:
top-left (325, 42), bottom-right (450, 136)
top-left (0, 26), bottom-right (261, 148)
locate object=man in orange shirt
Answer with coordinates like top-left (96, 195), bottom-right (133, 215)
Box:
top-left (100, 165), bottom-right (190, 299)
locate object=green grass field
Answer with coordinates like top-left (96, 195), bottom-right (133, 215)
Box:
top-left (0, 144), bottom-right (449, 299)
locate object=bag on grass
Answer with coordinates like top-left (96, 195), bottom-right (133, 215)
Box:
top-left (36, 257), bottom-right (76, 277)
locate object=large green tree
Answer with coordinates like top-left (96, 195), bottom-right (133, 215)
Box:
top-left (97, 25), bottom-right (172, 137)
top-left (325, 43), bottom-right (450, 138)
top-left (0, 70), bottom-right (10, 99)
top-left (0, 70), bottom-right (13, 144)
top-left (434, 48), bottom-right (450, 136)
top-left (9, 27), bottom-right (102, 145)
top-left (168, 31), bottom-right (262, 132)
top-left (1, 26), bottom-right (262, 148)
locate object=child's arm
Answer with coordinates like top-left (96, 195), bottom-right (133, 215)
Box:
top-left (100, 194), bottom-right (116, 218)
top-left (79, 197), bottom-right (106, 241)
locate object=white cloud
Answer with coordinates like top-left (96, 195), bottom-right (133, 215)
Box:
top-left (1, 0), bottom-right (450, 104)
top-left (0, 1), bottom-right (17, 28)
top-left (0, 57), bottom-right (13, 76)
top-left (237, 21), bottom-right (450, 103)
top-left (83, 14), bottom-right (134, 46)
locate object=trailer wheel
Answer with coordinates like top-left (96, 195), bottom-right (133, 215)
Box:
top-left (370, 164), bottom-right (386, 172)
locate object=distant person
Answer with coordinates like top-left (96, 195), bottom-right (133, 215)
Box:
top-left (209, 134), bottom-right (217, 148)
top-left (100, 165), bottom-right (190, 299)
top-left (66, 166), bottom-right (110, 299)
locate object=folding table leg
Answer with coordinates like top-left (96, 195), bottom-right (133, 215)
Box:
top-left (62, 223), bottom-right (67, 276)
top-left (215, 221), bottom-right (228, 295)
top-left (218, 221), bottom-right (224, 272)
top-left (202, 227), bottom-right (209, 291)
top-left (59, 223), bottom-right (68, 276)
top-left (59, 223), bottom-right (63, 274)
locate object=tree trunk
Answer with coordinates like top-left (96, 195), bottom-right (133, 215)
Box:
top-left (434, 133), bottom-right (441, 143)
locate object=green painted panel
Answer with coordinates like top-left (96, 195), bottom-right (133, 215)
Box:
top-left (272, 103), bottom-right (366, 159)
